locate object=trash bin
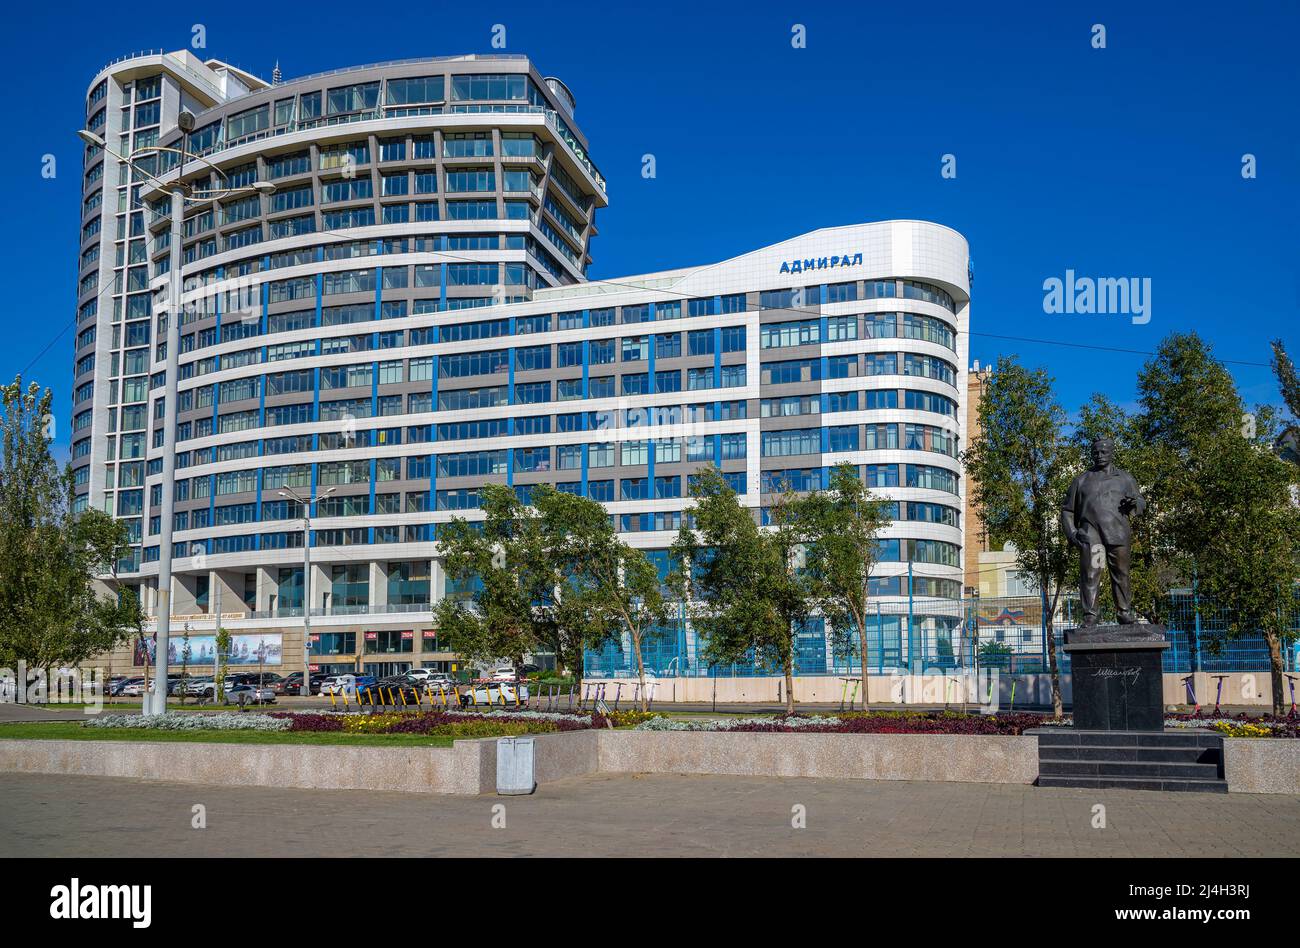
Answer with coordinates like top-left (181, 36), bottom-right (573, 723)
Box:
top-left (496, 736), bottom-right (536, 795)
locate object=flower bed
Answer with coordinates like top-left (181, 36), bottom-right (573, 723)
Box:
top-left (82, 712), bottom-right (290, 732)
top-left (1160, 712), bottom-right (1296, 738)
top-left (276, 709), bottom-right (602, 737)
top-left (634, 711), bottom-right (1045, 736)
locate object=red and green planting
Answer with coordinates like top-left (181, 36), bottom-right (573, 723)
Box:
top-left (274, 708), bottom-right (657, 737)
top-left (632, 711), bottom-right (1048, 735)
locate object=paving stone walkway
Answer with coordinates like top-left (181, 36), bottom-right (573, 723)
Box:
top-left (1, 771), bottom-right (1295, 858)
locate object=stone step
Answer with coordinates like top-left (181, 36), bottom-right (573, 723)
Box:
top-left (1032, 729), bottom-right (1221, 750)
top-left (1039, 759), bottom-right (1222, 781)
top-left (1039, 744), bottom-right (1219, 764)
top-left (1037, 774), bottom-right (1229, 794)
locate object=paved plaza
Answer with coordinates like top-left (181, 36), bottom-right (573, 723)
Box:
top-left (1, 771), bottom-right (1296, 858)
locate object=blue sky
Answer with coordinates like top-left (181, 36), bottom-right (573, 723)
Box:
top-left (3, 0), bottom-right (1296, 456)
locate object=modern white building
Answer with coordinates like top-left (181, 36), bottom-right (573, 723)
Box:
top-left (71, 51), bottom-right (970, 680)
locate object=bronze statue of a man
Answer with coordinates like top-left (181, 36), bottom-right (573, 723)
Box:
top-left (1060, 437), bottom-right (1145, 626)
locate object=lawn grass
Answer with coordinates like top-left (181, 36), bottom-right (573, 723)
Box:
top-left (26, 703), bottom-right (253, 713)
top-left (0, 721), bottom-right (456, 747)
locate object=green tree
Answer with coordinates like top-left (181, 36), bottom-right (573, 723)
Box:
top-left (1134, 334), bottom-right (1299, 714)
top-left (782, 463), bottom-right (892, 708)
top-left (1271, 339), bottom-right (1300, 420)
top-left (177, 626), bottom-right (192, 705)
top-left (528, 484), bottom-right (615, 692)
top-left (1272, 339), bottom-right (1300, 465)
top-left (1191, 412), bottom-right (1300, 715)
top-left (214, 623), bottom-right (231, 702)
top-left (434, 484), bottom-right (551, 676)
top-left (962, 357), bottom-right (1076, 718)
top-left (537, 486), bottom-right (670, 710)
top-left (671, 466), bottom-right (811, 714)
top-left (0, 377), bottom-right (141, 678)
top-left (434, 483), bottom-right (626, 691)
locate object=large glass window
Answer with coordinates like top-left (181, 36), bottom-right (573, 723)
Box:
top-left (326, 82), bottom-right (379, 115)
top-left (451, 74), bottom-right (529, 101)
top-left (386, 76), bottom-right (444, 106)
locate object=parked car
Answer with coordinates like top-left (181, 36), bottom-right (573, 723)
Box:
top-left (273, 672), bottom-right (329, 695)
top-left (108, 676), bottom-right (140, 697)
top-left (103, 675), bottom-right (128, 695)
top-left (320, 674), bottom-right (377, 696)
top-left (165, 675), bottom-right (194, 696)
top-left (223, 683), bottom-right (275, 705)
top-left (461, 680), bottom-right (529, 707)
top-left (405, 668), bottom-right (443, 683)
top-left (373, 675), bottom-right (423, 703)
top-left (119, 678), bottom-right (148, 697)
top-left (227, 672), bottom-right (273, 687)
top-left (182, 677), bottom-right (214, 696)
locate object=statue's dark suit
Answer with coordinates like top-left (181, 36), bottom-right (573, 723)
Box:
top-left (1060, 462), bottom-right (1145, 625)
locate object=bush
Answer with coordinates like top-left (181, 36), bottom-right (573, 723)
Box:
top-left (83, 712), bottom-right (290, 732)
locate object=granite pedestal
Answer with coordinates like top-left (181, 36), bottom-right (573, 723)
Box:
top-left (1064, 624), bottom-right (1169, 731)
top-left (1034, 625), bottom-right (1227, 791)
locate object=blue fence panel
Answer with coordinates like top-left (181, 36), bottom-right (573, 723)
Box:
top-left (583, 592), bottom-right (1299, 678)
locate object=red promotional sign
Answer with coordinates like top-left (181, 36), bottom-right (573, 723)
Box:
top-left (364, 632), bottom-right (378, 641)
top-left (400, 631), bottom-right (414, 639)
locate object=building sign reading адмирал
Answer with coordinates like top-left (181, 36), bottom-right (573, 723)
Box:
top-left (779, 253), bottom-right (863, 274)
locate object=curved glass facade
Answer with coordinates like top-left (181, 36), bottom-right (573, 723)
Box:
top-left (72, 51), bottom-right (969, 679)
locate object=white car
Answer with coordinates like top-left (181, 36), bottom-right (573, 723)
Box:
top-left (223, 684), bottom-right (275, 705)
top-left (319, 674), bottom-right (364, 696)
top-left (317, 675), bottom-right (347, 696)
top-left (461, 680), bottom-right (530, 707)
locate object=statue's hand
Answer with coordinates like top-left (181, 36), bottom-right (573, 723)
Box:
top-left (1119, 495), bottom-right (1137, 516)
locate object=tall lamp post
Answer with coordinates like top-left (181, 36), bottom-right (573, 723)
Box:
top-left (277, 484), bottom-right (335, 695)
top-left (78, 115), bottom-right (275, 716)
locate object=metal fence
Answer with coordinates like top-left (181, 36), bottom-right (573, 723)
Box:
top-left (583, 593), bottom-right (1300, 678)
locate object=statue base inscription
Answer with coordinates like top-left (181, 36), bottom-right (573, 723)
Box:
top-left (1064, 624), bottom-right (1168, 731)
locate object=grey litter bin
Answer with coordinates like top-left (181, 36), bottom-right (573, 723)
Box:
top-left (496, 736), bottom-right (536, 795)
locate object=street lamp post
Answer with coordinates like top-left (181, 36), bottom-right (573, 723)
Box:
top-left (279, 485), bottom-right (335, 696)
top-left (78, 116), bottom-right (275, 716)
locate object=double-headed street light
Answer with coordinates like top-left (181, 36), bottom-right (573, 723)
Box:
top-left (79, 114), bottom-right (275, 716)
top-left (277, 484), bottom-right (336, 696)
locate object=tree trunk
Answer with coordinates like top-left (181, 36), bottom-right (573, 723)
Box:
top-left (1043, 577), bottom-right (1063, 720)
top-left (632, 631), bottom-right (648, 712)
top-left (856, 609), bottom-right (871, 712)
top-left (1265, 629), bottom-right (1285, 717)
top-left (783, 655), bottom-right (796, 715)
